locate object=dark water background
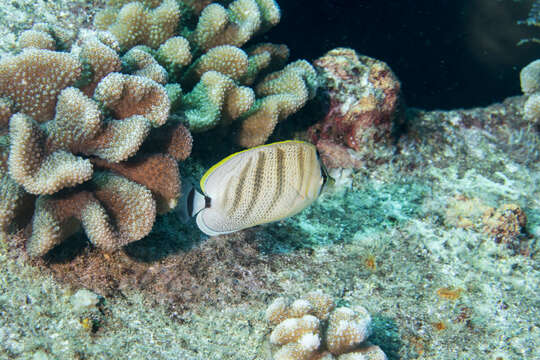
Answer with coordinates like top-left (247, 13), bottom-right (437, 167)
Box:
top-left (265, 0), bottom-right (539, 110)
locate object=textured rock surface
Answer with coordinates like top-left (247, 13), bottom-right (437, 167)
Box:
top-left (308, 48), bottom-right (402, 169)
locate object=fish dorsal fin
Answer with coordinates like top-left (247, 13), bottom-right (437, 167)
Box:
top-left (199, 140), bottom-right (308, 193)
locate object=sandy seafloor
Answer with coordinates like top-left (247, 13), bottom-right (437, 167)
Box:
top-left (0, 1), bottom-right (539, 359)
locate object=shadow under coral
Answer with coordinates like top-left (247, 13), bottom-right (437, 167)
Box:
top-left (31, 213), bottom-right (282, 312)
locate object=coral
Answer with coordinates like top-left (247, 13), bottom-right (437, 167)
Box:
top-left (93, 72), bottom-right (170, 128)
top-left (237, 60), bottom-right (318, 147)
top-left (517, 1), bottom-right (540, 45)
top-left (0, 36), bottom-right (182, 257)
top-left (182, 70), bottom-right (255, 132)
top-left (184, 45), bottom-right (249, 85)
top-left (243, 43), bottom-right (289, 85)
top-left (520, 59), bottom-right (540, 123)
top-left (78, 37), bottom-right (122, 96)
top-left (192, 0), bottom-right (280, 51)
top-left (91, 0), bottom-right (314, 147)
top-left (97, 0), bottom-right (181, 50)
top-left (307, 48), bottom-right (402, 169)
top-left (266, 291), bottom-right (387, 360)
top-left (26, 171), bottom-right (157, 257)
top-left (156, 36), bottom-right (192, 76)
top-left (0, 97), bottom-right (12, 129)
top-left (305, 290), bottom-right (335, 320)
top-left (482, 204), bottom-right (527, 245)
top-left (92, 154), bottom-right (180, 213)
top-left (336, 346), bottom-right (388, 360)
top-left (8, 104), bottom-right (97, 195)
top-left (1, 0), bottom-right (314, 257)
top-left (0, 49), bottom-right (82, 121)
top-left (273, 332), bottom-right (321, 360)
top-left (16, 23), bottom-right (77, 51)
top-left (267, 297), bottom-right (291, 324)
top-left (18, 29), bottom-right (56, 50)
top-left (326, 307), bottom-right (372, 355)
top-left (520, 59), bottom-right (540, 95)
top-left (523, 92), bottom-right (540, 122)
top-left (147, 122), bottom-right (193, 161)
top-left (0, 142), bottom-right (28, 232)
top-left (270, 315), bottom-right (320, 346)
top-left (123, 47), bottom-right (168, 84)
top-left (93, 8), bottom-right (118, 31)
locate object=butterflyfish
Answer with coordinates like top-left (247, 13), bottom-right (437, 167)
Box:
top-left (183, 140), bottom-right (328, 236)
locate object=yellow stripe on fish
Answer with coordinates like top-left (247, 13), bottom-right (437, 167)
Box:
top-left (194, 140), bottom-right (326, 236)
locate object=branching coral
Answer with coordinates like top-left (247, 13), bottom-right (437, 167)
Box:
top-left (0, 49), bottom-right (82, 121)
top-left (93, 0), bottom-right (317, 147)
top-left (26, 172), bottom-right (157, 257)
top-left (266, 291), bottom-right (387, 360)
top-left (237, 60), bottom-right (318, 147)
top-left (1, 0), bottom-right (314, 257)
top-left (96, 0), bottom-right (181, 50)
top-left (0, 37), bottom-right (189, 257)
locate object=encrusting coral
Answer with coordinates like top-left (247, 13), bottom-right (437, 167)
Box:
top-left (0, 0), bottom-right (316, 257)
top-left (266, 290), bottom-right (387, 360)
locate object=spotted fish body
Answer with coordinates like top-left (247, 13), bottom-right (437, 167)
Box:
top-left (194, 140), bottom-right (326, 236)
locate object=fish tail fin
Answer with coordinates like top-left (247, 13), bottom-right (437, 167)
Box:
top-left (177, 180), bottom-right (209, 223)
